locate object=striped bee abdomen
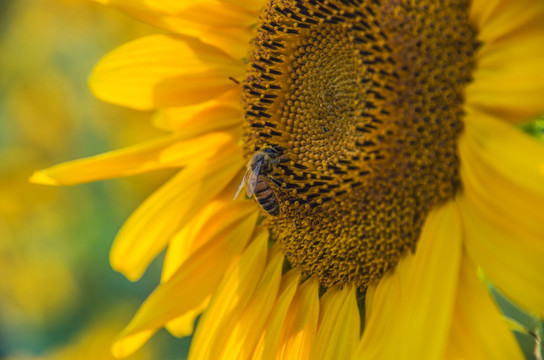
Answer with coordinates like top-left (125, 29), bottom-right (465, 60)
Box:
top-left (254, 176), bottom-right (279, 216)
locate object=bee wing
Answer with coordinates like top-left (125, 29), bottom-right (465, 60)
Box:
top-left (247, 160), bottom-right (262, 198)
top-left (234, 168), bottom-right (250, 200)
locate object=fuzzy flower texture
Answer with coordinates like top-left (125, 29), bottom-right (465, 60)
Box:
top-left (32, 0), bottom-right (544, 359)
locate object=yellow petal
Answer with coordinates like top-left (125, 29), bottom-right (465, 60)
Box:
top-left (164, 298), bottom-right (209, 338)
top-left (458, 111), bottom-right (544, 317)
top-left (221, 0), bottom-right (266, 15)
top-left (312, 285), bottom-right (359, 360)
top-left (465, 31), bottom-right (544, 123)
top-left (275, 278), bottom-right (320, 360)
top-left (111, 152), bottom-right (243, 281)
top-left (470, 0), bottom-right (544, 46)
top-left (111, 211), bottom-right (259, 358)
top-left (220, 245), bottom-right (285, 359)
top-left (167, 0), bottom-right (257, 28)
top-left (152, 73), bottom-right (243, 110)
top-left (357, 275), bottom-right (399, 359)
top-left (444, 253), bottom-right (524, 360)
top-left (160, 131), bottom-right (238, 166)
top-left (467, 0), bottom-right (544, 124)
top-left (94, 0), bottom-right (256, 59)
top-left (29, 134), bottom-right (180, 186)
top-left (162, 199), bottom-right (258, 282)
top-left (163, 200), bottom-right (258, 337)
top-left (356, 201), bottom-right (463, 359)
top-left (188, 229), bottom-right (268, 360)
top-left (252, 270), bottom-right (302, 360)
top-left (152, 91), bottom-right (242, 133)
top-left (191, 26), bottom-right (253, 60)
top-left (463, 108), bottom-right (544, 197)
top-left (89, 34), bottom-right (242, 110)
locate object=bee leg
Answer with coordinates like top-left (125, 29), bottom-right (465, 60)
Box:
top-left (278, 155), bottom-right (291, 164)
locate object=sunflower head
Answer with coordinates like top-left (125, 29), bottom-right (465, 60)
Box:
top-left (242, 0), bottom-right (480, 288)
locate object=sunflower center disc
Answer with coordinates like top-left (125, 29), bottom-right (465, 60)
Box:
top-left (242, 0), bottom-right (479, 288)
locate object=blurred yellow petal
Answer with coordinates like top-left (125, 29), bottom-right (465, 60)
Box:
top-left (252, 270), bottom-right (302, 360)
top-left (463, 108), bottom-right (544, 197)
top-left (467, 0), bottom-right (544, 123)
top-left (466, 31), bottom-right (544, 123)
top-left (222, 0), bottom-right (266, 14)
top-left (111, 212), bottom-right (259, 358)
top-left (220, 246), bottom-right (285, 359)
top-left (445, 253), bottom-right (523, 360)
top-left (357, 201), bottom-right (462, 359)
top-left (275, 278), bottom-right (320, 360)
top-left (111, 331), bottom-right (153, 360)
top-left (152, 95), bottom-right (242, 133)
top-left (152, 73), bottom-right (243, 110)
top-left (111, 152), bottom-right (243, 281)
top-left (458, 111), bottom-right (544, 317)
top-left (188, 230), bottom-right (268, 360)
top-left (95, 0), bottom-right (257, 59)
top-left (95, 0), bottom-right (259, 29)
top-left (470, 0), bottom-right (544, 46)
top-left (191, 27), bottom-right (254, 60)
top-left (42, 306), bottom-right (155, 360)
top-left (29, 135), bottom-right (180, 186)
top-left (89, 34), bottom-right (242, 110)
top-left (159, 131), bottom-right (238, 166)
top-left (312, 285), bottom-right (359, 360)
top-left (160, 0), bottom-right (259, 27)
top-left (164, 300), bottom-right (208, 338)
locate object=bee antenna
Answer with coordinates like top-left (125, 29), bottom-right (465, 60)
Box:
top-left (228, 76), bottom-right (240, 85)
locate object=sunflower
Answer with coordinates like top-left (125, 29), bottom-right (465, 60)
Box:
top-left (32, 0), bottom-right (544, 358)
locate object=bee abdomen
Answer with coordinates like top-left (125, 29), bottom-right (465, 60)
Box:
top-left (254, 176), bottom-right (279, 216)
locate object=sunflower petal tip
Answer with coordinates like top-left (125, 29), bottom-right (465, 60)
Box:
top-left (111, 338), bottom-right (133, 359)
top-left (111, 328), bottom-right (154, 359)
top-left (29, 170), bottom-right (60, 186)
top-left (110, 258), bottom-right (143, 283)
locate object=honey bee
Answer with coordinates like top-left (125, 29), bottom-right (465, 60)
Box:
top-left (234, 147), bottom-right (281, 216)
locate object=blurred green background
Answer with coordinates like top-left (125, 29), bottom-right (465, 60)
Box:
top-left (0, 0), bottom-right (542, 359)
top-left (0, 0), bottom-right (186, 358)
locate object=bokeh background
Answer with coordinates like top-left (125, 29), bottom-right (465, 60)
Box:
top-left (0, 0), bottom-right (542, 359)
top-left (0, 0), bottom-right (186, 358)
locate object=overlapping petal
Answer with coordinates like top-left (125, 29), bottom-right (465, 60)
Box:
top-left (93, 0), bottom-right (258, 59)
top-left (29, 134), bottom-right (180, 186)
top-left (111, 151), bottom-right (243, 281)
top-left (312, 285), bottom-right (359, 360)
top-left (356, 201), bottom-right (462, 359)
top-left (188, 230), bottom-right (269, 360)
top-left (159, 131), bottom-right (238, 166)
top-left (251, 270), bottom-right (302, 360)
top-left (470, 0), bottom-right (544, 46)
top-left (161, 195), bottom-right (257, 282)
top-left (274, 278), bottom-right (320, 360)
top-left (111, 211), bottom-right (260, 358)
top-left (94, 0), bottom-right (259, 30)
top-left (444, 253), bottom-right (524, 360)
top-left (220, 245), bottom-right (285, 359)
top-left (459, 110), bottom-right (544, 317)
top-left (90, 34), bottom-right (243, 110)
top-left (467, 0), bottom-right (544, 123)
top-left (152, 90), bottom-right (242, 132)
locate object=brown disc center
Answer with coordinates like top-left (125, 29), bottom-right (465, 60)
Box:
top-left (242, 0), bottom-right (479, 288)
